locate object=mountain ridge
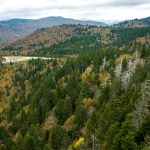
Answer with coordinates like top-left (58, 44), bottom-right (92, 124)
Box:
top-left (0, 16), bottom-right (107, 45)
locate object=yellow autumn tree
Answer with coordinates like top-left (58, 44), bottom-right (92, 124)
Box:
top-left (82, 98), bottom-right (94, 108)
top-left (115, 54), bottom-right (131, 64)
top-left (81, 72), bottom-right (88, 82)
top-left (99, 72), bottom-right (111, 85)
top-left (74, 137), bottom-right (84, 149)
top-left (63, 115), bottom-right (75, 131)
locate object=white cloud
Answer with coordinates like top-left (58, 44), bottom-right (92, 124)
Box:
top-left (0, 0), bottom-right (150, 22)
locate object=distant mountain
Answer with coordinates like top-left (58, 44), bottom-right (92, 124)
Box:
top-left (37, 16), bottom-right (107, 26)
top-left (113, 16), bottom-right (150, 28)
top-left (0, 16), bottom-right (107, 44)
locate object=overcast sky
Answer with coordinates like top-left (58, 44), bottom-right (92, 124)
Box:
top-left (0, 0), bottom-right (150, 23)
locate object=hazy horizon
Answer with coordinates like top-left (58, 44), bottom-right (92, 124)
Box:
top-left (0, 15), bottom-right (149, 25)
top-left (0, 0), bottom-right (150, 23)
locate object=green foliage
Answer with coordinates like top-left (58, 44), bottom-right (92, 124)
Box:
top-left (74, 99), bottom-right (87, 127)
top-left (0, 126), bottom-right (12, 150)
top-left (49, 125), bottom-right (69, 150)
top-left (55, 96), bottom-right (73, 124)
top-left (112, 27), bottom-right (150, 46)
top-left (112, 116), bottom-right (138, 150)
top-left (0, 25), bottom-right (150, 150)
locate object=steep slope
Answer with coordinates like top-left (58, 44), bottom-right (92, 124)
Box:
top-left (0, 16), bottom-right (107, 44)
top-left (0, 27), bottom-right (150, 149)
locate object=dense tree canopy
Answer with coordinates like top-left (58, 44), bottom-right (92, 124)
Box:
top-left (0, 25), bottom-right (150, 150)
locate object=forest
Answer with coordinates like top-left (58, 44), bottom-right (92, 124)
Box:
top-left (0, 25), bottom-right (150, 150)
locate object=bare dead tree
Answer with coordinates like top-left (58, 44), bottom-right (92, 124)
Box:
top-left (132, 80), bottom-right (150, 128)
top-left (114, 60), bottom-right (122, 78)
top-left (121, 59), bottom-right (137, 89)
top-left (99, 57), bottom-right (107, 72)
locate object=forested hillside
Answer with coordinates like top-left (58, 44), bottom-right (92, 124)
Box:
top-left (113, 16), bottom-right (150, 28)
top-left (1, 25), bottom-right (111, 54)
top-left (0, 25), bottom-right (150, 150)
top-left (0, 17), bottom-right (106, 45)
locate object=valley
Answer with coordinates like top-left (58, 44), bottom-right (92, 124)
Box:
top-left (0, 16), bottom-right (150, 150)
